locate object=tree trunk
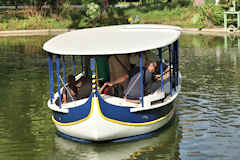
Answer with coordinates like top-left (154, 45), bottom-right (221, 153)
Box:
top-left (14, 1), bottom-right (18, 9)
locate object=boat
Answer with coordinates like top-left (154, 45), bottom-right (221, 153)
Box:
top-left (43, 24), bottom-right (181, 142)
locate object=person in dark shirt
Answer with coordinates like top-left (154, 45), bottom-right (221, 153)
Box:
top-left (62, 75), bottom-right (92, 104)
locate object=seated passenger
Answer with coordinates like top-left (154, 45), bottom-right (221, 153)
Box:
top-left (151, 61), bottom-right (171, 94)
top-left (108, 55), bottom-right (131, 97)
top-left (62, 75), bottom-right (78, 104)
top-left (154, 61), bottom-right (169, 81)
top-left (103, 61), bottom-right (158, 104)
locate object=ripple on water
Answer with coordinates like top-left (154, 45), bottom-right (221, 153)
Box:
top-left (1, 35), bottom-right (240, 160)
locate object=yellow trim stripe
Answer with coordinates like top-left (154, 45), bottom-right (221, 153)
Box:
top-left (95, 97), bottom-right (176, 126)
top-left (52, 99), bottom-right (94, 126)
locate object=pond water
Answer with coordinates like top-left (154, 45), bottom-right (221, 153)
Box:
top-left (0, 33), bottom-right (239, 160)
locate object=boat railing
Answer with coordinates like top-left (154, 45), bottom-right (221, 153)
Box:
top-left (47, 40), bottom-right (180, 109)
top-left (48, 88), bottom-right (90, 113)
top-left (130, 74), bottom-right (181, 112)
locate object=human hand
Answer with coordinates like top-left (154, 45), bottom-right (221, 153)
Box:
top-left (104, 82), bottom-right (113, 87)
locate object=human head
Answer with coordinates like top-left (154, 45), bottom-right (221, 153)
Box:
top-left (67, 74), bottom-right (78, 94)
top-left (76, 76), bottom-right (87, 88)
top-left (146, 61), bottom-right (157, 73)
top-left (67, 74), bottom-right (76, 85)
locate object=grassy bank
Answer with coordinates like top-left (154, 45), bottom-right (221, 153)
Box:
top-left (0, 8), bottom-right (72, 30)
top-left (0, 6), bottom-right (128, 30)
top-left (1, 16), bottom-right (71, 30)
top-left (0, 3), bottom-right (225, 31)
top-left (124, 5), bottom-right (198, 28)
top-left (124, 3), bottom-right (225, 29)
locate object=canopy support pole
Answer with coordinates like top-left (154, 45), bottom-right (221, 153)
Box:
top-left (81, 56), bottom-right (84, 73)
top-left (139, 52), bottom-right (144, 107)
top-left (90, 58), bottom-right (96, 76)
top-left (170, 44), bottom-right (176, 91)
top-left (62, 56), bottom-right (66, 84)
top-left (72, 56), bottom-right (76, 76)
top-left (173, 42), bottom-right (177, 90)
top-left (90, 57), bottom-right (96, 94)
top-left (168, 45), bottom-right (173, 96)
top-left (174, 40), bottom-right (179, 87)
top-left (48, 54), bottom-right (54, 104)
top-left (56, 55), bottom-right (62, 108)
top-left (158, 48), bottom-right (164, 91)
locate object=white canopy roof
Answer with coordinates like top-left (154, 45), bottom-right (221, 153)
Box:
top-left (43, 24), bottom-right (181, 55)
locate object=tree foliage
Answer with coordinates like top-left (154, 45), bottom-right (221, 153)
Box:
top-left (191, 3), bottom-right (224, 29)
top-left (0, 0), bottom-right (119, 7)
top-left (0, 0), bottom-right (120, 12)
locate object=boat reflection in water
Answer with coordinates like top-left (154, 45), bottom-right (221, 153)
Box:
top-left (54, 117), bottom-right (180, 160)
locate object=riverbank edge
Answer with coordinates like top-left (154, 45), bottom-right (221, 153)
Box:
top-left (0, 29), bottom-right (74, 37)
top-left (0, 27), bottom-right (239, 37)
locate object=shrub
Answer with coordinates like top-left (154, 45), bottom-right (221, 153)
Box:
top-left (59, 0), bottom-right (73, 19)
top-left (198, 3), bottom-right (224, 28)
top-left (86, 2), bottom-right (101, 19)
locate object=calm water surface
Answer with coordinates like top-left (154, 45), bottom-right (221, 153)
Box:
top-left (0, 34), bottom-right (239, 160)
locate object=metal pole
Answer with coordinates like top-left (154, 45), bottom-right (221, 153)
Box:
top-left (139, 53), bottom-right (144, 107)
top-left (90, 57), bottom-right (97, 94)
top-left (48, 54), bottom-right (54, 104)
top-left (174, 44), bottom-right (177, 91)
top-left (171, 44), bottom-right (176, 91)
top-left (62, 56), bottom-right (66, 84)
top-left (174, 40), bottom-right (179, 87)
top-left (90, 58), bottom-right (96, 75)
top-left (72, 55), bottom-right (76, 76)
top-left (81, 56), bottom-right (84, 73)
top-left (56, 55), bottom-right (62, 108)
top-left (158, 48), bottom-right (164, 91)
top-left (168, 45), bottom-right (173, 96)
